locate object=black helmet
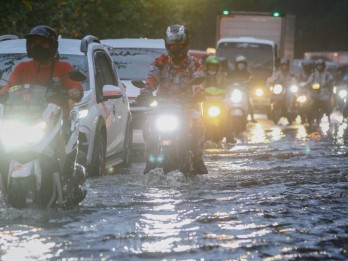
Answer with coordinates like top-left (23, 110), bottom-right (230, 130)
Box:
top-left (26, 25), bottom-right (58, 60)
top-left (165, 24), bottom-right (190, 63)
top-left (280, 57), bottom-right (290, 66)
top-left (315, 59), bottom-right (326, 72)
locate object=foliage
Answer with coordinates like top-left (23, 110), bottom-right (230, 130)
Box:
top-left (0, 0), bottom-right (348, 57)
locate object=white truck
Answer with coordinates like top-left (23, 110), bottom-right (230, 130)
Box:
top-left (216, 12), bottom-right (295, 111)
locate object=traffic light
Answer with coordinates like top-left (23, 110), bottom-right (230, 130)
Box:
top-left (272, 11), bottom-right (280, 17)
top-left (222, 9), bottom-right (230, 15)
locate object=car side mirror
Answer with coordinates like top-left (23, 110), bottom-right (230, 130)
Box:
top-left (131, 80), bottom-right (145, 89)
top-left (103, 85), bottom-right (123, 100)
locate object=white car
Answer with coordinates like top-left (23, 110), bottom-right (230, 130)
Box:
top-left (101, 38), bottom-right (167, 147)
top-left (0, 35), bottom-right (133, 176)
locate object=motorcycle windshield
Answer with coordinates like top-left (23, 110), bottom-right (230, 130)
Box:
top-left (3, 84), bottom-right (47, 121)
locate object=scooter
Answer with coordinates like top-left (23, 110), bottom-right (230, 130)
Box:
top-left (225, 82), bottom-right (249, 135)
top-left (0, 71), bottom-right (87, 208)
top-left (269, 81), bottom-right (299, 124)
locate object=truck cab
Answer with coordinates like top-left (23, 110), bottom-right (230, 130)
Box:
top-left (216, 37), bottom-right (277, 111)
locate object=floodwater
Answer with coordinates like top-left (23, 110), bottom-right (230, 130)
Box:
top-left (1, 113), bottom-right (348, 260)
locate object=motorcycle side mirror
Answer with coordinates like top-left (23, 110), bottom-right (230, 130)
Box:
top-left (68, 70), bottom-right (87, 82)
top-left (191, 76), bottom-right (206, 85)
top-left (131, 80), bottom-right (146, 89)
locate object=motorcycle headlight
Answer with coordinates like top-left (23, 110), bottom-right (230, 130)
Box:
top-left (208, 106), bottom-right (221, 117)
top-left (150, 100), bottom-right (158, 107)
top-left (255, 88), bottom-right (264, 97)
top-left (339, 90), bottom-right (347, 99)
top-left (156, 115), bottom-right (179, 132)
top-left (312, 83), bottom-right (320, 90)
top-left (230, 89), bottom-right (243, 103)
top-left (273, 84), bottom-right (283, 95)
top-left (296, 95), bottom-right (307, 103)
top-left (290, 85), bottom-right (298, 93)
top-left (0, 120), bottom-right (47, 150)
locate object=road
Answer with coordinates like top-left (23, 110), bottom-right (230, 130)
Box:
top-left (1, 113), bottom-right (348, 260)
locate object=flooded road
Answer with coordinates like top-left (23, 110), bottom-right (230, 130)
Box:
top-left (1, 113), bottom-right (348, 260)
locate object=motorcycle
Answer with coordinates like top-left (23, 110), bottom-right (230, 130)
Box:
top-left (0, 71), bottom-right (87, 208)
top-left (225, 82), bottom-right (249, 135)
top-left (269, 81), bottom-right (299, 124)
top-left (202, 86), bottom-right (226, 143)
top-left (306, 82), bottom-right (332, 128)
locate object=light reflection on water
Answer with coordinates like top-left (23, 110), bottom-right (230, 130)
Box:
top-left (1, 114), bottom-right (348, 260)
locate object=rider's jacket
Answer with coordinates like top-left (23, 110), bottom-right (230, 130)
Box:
top-left (145, 54), bottom-right (204, 97)
top-left (267, 70), bottom-right (297, 87)
top-left (1, 60), bottom-right (83, 102)
top-left (228, 68), bottom-right (252, 84)
top-left (306, 70), bottom-right (334, 89)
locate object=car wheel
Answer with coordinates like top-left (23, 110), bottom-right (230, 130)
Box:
top-left (122, 118), bottom-right (133, 168)
top-left (88, 125), bottom-right (106, 177)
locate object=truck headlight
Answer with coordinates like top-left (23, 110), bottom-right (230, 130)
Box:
top-left (230, 89), bottom-right (243, 103)
top-left (156, 115), bottom-right (179, 132)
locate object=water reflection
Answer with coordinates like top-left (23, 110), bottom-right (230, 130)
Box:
top-left (0, 227), bottom-right (56, 261)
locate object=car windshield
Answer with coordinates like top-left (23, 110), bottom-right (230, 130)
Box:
top-left (110, 48), bottom-right (167, 80)
top-left (217, 42), bottom-right (274, 75)
top-left (0, 53), bottom-right (89, 91)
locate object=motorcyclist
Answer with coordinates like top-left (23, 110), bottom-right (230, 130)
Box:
top-left (306, 59), bottom-right (334, 123)
top-left (228, 55), bottom-right (256, 123)
top-left (204, 56), bottom-right (223, 88)
top-left (141, 24), bottom-right (208, 175)
top-left (0, 25), bottom-right (85, 204)
top-left (267, 57), bottom-right (297, 88)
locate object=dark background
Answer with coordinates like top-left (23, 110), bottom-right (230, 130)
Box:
top-left (1, 0), bottom-right (347, 58)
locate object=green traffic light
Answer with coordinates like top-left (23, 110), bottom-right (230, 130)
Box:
top-left (273, 12), bottom-right (280, 17)
top-left (222, 10), bottom-right (230, 15)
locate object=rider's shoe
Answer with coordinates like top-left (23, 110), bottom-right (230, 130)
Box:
top-left (193, 157), bottom-right (208, 174)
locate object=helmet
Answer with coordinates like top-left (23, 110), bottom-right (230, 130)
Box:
top-left (280, 57), bottom-right (290, 66)
top-left (205, 56), bottom-right (220, 75)
top-left (205, 56), bottom-right (220, 66)
top-left (165, 24), bottom-right (190, 63)
top-left (235, 55), bottom-right (247, 70)
top-left (26, 25), bottom-right (58, 60)
top-left (315, 59), bottom-right (326, 72)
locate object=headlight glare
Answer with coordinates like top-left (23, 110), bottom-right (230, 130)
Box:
top-left (156, 115), bottom-right (179, 132)
top-left (273, 84), bottom-right (283, 94)
top-left (230, 89), bottom-right (243, 103)
top-left (208, 106), bottom-right (221, 117)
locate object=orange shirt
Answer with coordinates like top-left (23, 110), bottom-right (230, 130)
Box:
top-left (2, 60), bottom-right (83, 101)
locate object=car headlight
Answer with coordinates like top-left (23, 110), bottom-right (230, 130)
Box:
top-left (208, 106), bottom-right (221, 117)
top-left (150, 100), bottom-right (158, 107)
top-left (273, 84), bottom-right (283, 94)
top-left (156, 115), bottom-right (179, 132)
top-left (78, 104), bottom-right (89, 118)
top-left (0, 120), bottom-right (47, 150)
top-left (296, 95), bottom-right (307, 103)
top-left (290, 85), bottom-right (298, 93)
top-left (255, 88), bottom-right (264, 97)
top-left (230, 89), bottom-right (243, 103)
top-left (339, 90), bottom-right (347, 99)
